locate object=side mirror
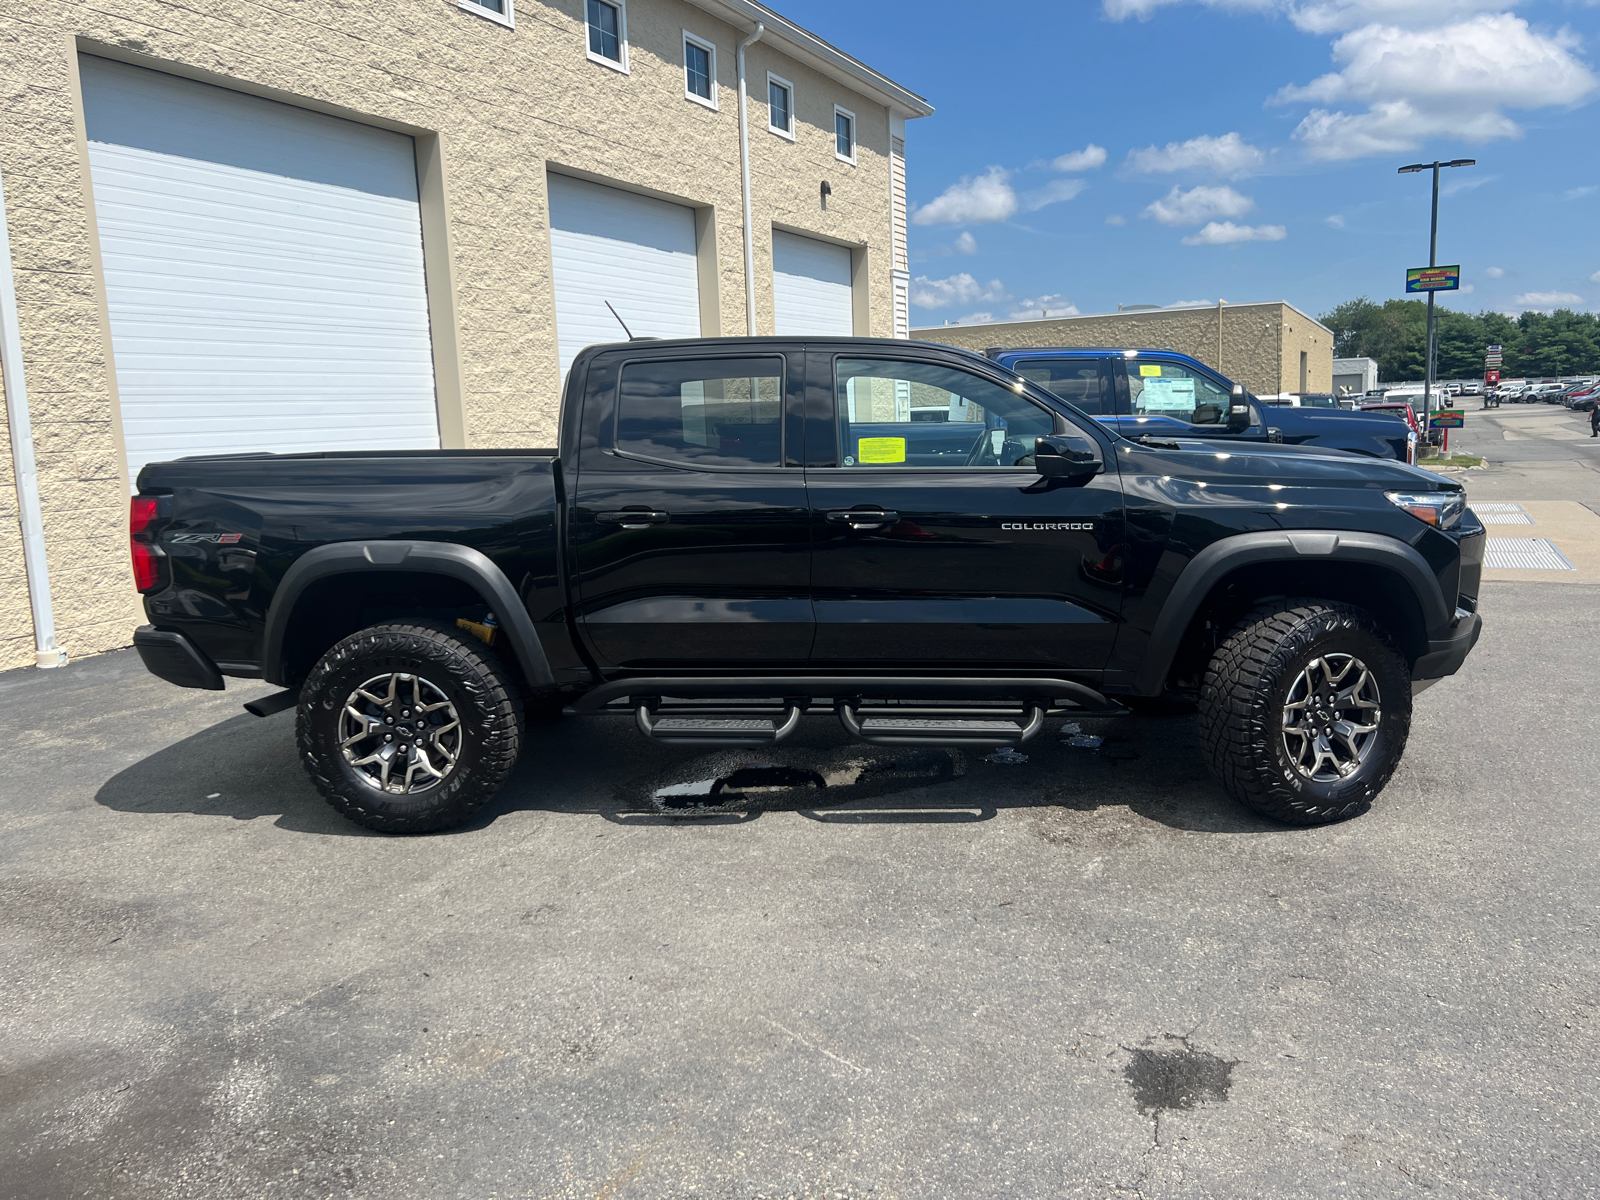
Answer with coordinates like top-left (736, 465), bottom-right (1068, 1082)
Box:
top-left (1034, 434), bottom-right (1101, 483)
top-left (1227, 384), bottom-right (1253, 432)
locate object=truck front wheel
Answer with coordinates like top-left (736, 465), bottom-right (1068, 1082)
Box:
top-left (1198, 600), bottom-right (1411, 825)
top-left (297, 620), bottom-right (524, 833)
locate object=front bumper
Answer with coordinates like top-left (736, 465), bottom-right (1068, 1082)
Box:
top-left (1411, 610), bottom-right (1482, 694)
top-left (133, 625), bottom-right (225, 691)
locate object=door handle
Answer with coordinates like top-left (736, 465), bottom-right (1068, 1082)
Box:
top-left (826, 509), bottom-right (899, 530)
top-left (596, 510), bottom-right (670, 529)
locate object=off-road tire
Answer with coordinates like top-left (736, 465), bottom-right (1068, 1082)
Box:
top-left (1197, 599), bottom-right (1411, 825)
top-left (297, 620), bottom-right (524, 833)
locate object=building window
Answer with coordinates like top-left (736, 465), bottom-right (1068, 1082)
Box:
top-left (767, 73), bottom-right (794, 139)
top-left (586, 0), bottom-right (628, 72)
top-left (834, 105), bottom-right (856, 164)
top-left (458, 0), bottom-right (514, 29)
top-left (683, 32), bottom-right (716, 109)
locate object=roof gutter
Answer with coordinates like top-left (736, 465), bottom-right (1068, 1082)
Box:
top-left (0, 161), bottom-right (67, 668)
top-left (688, 0), bottom-right (932, 118)
top-left (737, 21), bottom-right (765, 336)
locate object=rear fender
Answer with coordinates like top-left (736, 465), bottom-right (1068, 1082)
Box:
top-left (262, 541), bottom-right (554, 689)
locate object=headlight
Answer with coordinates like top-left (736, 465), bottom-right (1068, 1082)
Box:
top-left (1386, 490), bottom-right (1465, 529)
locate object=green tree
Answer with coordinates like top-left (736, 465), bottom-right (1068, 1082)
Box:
top-left (1319, 298), bottom-right (1600, 380)
top-left (1321, 297), bottom-right (1382, 358)
top-left (1435, 308), bottom-right (1487, 380)
top-left (1318, 297), bottom-right (1428, 381)
top-left (1514, 309), bottom-right (1600, 377)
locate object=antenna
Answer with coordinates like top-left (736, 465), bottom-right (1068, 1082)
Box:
top-left (604, 301), bottom-right (634, 340)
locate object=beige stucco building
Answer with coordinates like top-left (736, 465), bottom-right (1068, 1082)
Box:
top-left (915, 301), bottom-right (1334, 398)
top-left (0, 0), bottom-right (930, 671)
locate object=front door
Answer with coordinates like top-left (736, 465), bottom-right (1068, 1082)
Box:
top-left (805, 351), bottom-right (1126, 674)
top-left (570, 349), bottom-right (813, 670)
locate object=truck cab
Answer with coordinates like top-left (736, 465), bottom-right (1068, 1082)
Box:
top-left (985, 347), bottom-right (1413, 462)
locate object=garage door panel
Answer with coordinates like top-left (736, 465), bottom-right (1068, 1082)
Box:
top-left (773, 230), bottom-right (853, 337)
top-left (548, 173), bottom-right (701, 377)
top-left (81, 55), bottom-right (439, 481)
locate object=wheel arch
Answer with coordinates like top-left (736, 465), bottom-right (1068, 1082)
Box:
top-left (1137, 531), bottom-right (1449, 696)
top-left (263, 542), bottom-right (554, 691)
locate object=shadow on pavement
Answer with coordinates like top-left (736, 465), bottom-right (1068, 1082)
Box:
top-left (94, 706), bottom-right (1278, 837)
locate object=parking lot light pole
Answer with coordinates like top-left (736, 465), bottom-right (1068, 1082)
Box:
top-left (1398, 158), bottom-right (1474, 439)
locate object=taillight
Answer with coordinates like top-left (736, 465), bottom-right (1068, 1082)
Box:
top-left (130, 496), bottom-right (166, 593)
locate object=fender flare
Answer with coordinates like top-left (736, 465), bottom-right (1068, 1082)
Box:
top-left (262, 541), bottom-right (554, 689)
top-left (1135, 529), bottom-right (1450, 695)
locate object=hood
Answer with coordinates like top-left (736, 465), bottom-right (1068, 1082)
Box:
top-left (1119, 435), bottom-right (1463, 492)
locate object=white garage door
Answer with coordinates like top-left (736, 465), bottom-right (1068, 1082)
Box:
top-left (772, 231), bottom-right (854, 336)
top-left (548, 174), bottom-right (701, 378)
top-left (80, 56), bottom-right (439, 481)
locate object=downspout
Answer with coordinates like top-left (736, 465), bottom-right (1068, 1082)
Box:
top-left (0, 161), bottom-right (66, 668)
top-left (737, 21), bottom-right (765, 336)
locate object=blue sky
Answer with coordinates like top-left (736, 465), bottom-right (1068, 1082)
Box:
top-left (778, 0), bottom-right (1600, 327)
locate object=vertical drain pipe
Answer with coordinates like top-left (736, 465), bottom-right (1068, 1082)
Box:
top-left (0, 162), bottom-right (66, 668)
top-left (737, 21), bottom-right (765, 336)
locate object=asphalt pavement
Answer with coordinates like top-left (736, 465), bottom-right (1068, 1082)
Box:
top-left (2, 418), bottom-right (1598, 1200)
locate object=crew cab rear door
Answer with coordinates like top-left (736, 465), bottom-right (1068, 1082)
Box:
top-left (567, 347), bottom-right (812, 670)
top-left (802, 348), bottom-right (1125, 672)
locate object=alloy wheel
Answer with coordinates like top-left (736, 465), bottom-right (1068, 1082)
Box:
top-left (339, 672), bottom-right (462, 794)
top-left (1280, 654), bottom-right (1382, 781)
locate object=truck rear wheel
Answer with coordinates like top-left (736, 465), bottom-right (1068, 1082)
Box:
top-left (1198, 600), bottom-right (1411, 825)
top-left (297, 620), bottom-right (524, 833)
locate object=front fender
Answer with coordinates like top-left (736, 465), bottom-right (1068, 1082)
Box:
top-left (1132, 529), bottom-right (1452, 695)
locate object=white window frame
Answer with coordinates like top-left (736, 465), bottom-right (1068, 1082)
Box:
top-left (585, 0), bottom-right (629, 74)
top-left (682, 31), bottom-right (718, 110)
top-left (766, 72), bottom-right (795, 140)
top-left (833, 104), bottom-right (857, 165)
top-left (457, 0), bottom-right (514, 30)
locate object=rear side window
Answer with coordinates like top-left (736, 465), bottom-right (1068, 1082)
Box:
top-left (1013, 358), bottom-right (1108, 415)
top-left (616, 357), bottom-right (783, 468)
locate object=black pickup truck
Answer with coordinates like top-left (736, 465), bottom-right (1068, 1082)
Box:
top-left (130, 337), bottom-right (1484, 833)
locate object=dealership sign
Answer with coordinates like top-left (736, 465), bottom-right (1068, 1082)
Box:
top-left (1406, 266), bottom-right (1461, 293)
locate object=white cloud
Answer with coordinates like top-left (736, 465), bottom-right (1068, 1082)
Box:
top-left (910, 273), bottom-right (1008, 309)
top-left (1460, 283), bottom-right (1475, 293)
top-left (1442, 173), bottom-right (1496, 196)
top-left (1513, 290), bottom-right (1583, 307)
top-left (913, 167), bottom-right (1016, 226)
top-left (1144, 185), bottom-right (1255, 226)
top-left (951, 311), bottom-right (995, 325)
top-left (1019, 178), bottom-right (1089, 213)
top-left (1009, 295), bottom-right (1080, 320)
top-left (953, 231), bottom-right (978, 254)
top-left (1051, 144), bottom-right (1109, 172)
top-left (1181, 222), bottom-right (1288, 245)
top-left (1565, 185), bottom-right (1598, 200)
top-left (1485, 266), bottom-right (1505, 278)
top-left (1103, 0), bottom-right (1515, 35)
top-left (1591, 269), bottom-right (1600, 283)
top-left (1325, 214), bottom-right (1345, 227)
top-left (1165, 299), bottom-right (1218, 308)
top-left (1105, 214), bottom-right (1127, 226)
top-left (1278, 16), bottom-right (1598, 160)
top-left (1125, 132), bottom-right (1267, 176)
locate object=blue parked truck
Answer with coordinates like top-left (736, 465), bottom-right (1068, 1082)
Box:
top-left (983, 347), bottom-right (1416, 464)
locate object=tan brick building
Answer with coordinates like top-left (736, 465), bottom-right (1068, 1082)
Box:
top-left (0, 0), bottom-right (930, 671)
top-left (915, 301), bottom-right (1334, 398)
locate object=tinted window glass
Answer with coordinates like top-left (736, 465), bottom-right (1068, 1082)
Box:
top-left (835, 111), bottom-right (853, 157)
top-left (587, 0), bottom-right (620, 60)
top-left (1127, 360), bottom-right (1231, 425)
top-left (618, 357), bottom-right (783, 468)
top-left (1013, 359), bottom-right (1107, 415)
top-left (769, 80), bottom-right (791, 132)
top-left (685, 41), bottom-right (712, 99)
top-left (835, 358), bottom-right (1054, 468)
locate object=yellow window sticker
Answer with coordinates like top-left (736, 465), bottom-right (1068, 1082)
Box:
top-left (857, 437), bottom-right (906, 464)
top-left (1139, 364), bottom-right (1163, 377)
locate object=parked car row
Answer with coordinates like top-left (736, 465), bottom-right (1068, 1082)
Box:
top-left (1491, 378), bottom-right (1599, 404)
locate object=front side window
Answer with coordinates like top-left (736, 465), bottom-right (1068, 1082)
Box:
top-left (768, 76), bottom-right (793, 136)
top-left (1127, 360), bottom-right (1232, 426)
top-left (834, 107), bottom-right (855, 162)
top-left (834, 358), bottom-right (1055, 468)
top-left (617, 357), bottom-right (783, 469)
top-left (684, 35), bottom-right (715, 105)
top-left (587, 0), bottom-right (623, 64)
top-left (1013, 359), bottom-right (1109, 415)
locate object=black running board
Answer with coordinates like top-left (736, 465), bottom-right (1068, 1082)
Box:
top-left (569, 675), bottom-right (1124, 716)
